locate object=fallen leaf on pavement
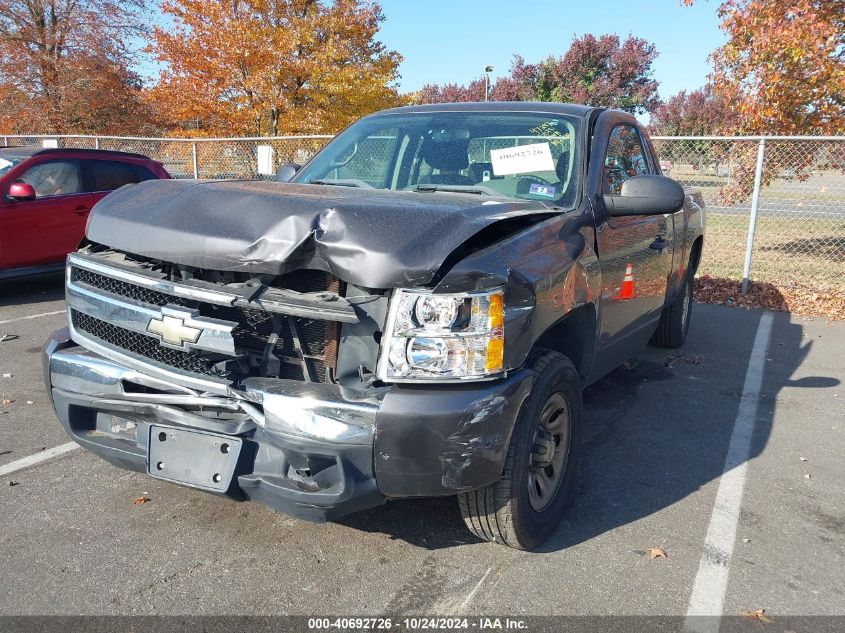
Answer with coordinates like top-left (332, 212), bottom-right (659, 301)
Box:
top-left (739, 609), bottom-right (773, 626)
top-left (132, 496), bottom-right (151, 505)
top-left (1, 399), bottom-right (12, 405)
top-left (695, 276), bottom-right (845, 320)
top-left (9, 481), bottom-right (20, 487)
top-left (648, 547), bottom-right (668, 559)
top-left (665, 355), bottom-right (703, 368)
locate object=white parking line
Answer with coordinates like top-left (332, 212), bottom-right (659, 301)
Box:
top-left (686, 311), bottom-right (774, 633)
top-left (0, 309), bottom-right (66, 325)
top-left (0, 442), bottom-right (79, 478)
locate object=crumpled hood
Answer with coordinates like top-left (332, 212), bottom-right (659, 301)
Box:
top-left (86, 179), bottom-right (557, 288)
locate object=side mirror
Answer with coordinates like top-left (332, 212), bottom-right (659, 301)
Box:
top-left (7, 182), bottom-right (36, 201)
top-left (276, 163), bottom-right (301, 183)
top-left (602, 175), bottom-right (684, 217)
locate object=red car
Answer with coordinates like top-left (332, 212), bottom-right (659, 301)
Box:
top-left (0, 147), bottom-right (170, 279)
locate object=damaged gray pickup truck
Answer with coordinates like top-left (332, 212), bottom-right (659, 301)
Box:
top-left (44, 103), bottom-right (704, 549)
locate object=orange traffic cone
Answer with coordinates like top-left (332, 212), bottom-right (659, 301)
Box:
top-left (617, 263), bottom-right (635, 300)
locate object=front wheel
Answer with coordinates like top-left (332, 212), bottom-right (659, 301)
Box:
top-left (457, 351), bottom-right (581, 550)
top-left (650, 274), bottom-right (693, 349)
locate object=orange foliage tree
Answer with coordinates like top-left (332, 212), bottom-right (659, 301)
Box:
top-left (683, 0), bottom-right (845, 203)
top-left (686, 0), bottom-right (844, 135)
top-left (148, 0), bottom-right (403, 136)
top-left (0, 0), bottom-right (153, 134)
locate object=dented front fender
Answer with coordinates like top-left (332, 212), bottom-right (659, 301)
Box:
top-left (434, 201), bottom-right (600, 374)
top-left (374, 367), bottom-right (535, 497)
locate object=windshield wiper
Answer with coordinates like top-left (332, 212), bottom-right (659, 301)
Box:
top-left (413, 184), bottom-right (497, 196)
top-left (307, 178), bottom-right (371, 188)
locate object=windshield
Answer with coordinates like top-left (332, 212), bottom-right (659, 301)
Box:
top-left (0, 157), bottom-right (23, 178)
top-left (294, 111), bottom-right (581, 206)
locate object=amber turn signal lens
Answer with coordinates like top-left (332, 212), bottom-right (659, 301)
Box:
top-left (488, 292), bottom-right (504, 330)
top-left (485, 337), bottom-right (504, 372)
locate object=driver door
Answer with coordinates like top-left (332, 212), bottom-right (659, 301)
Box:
top-left (594, 122), bottom-right (673, 365)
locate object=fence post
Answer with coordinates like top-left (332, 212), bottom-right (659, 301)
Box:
top-left (2, 137), bottom-right (7, 147)
top-left (192, 142), bottom-right (199, 179)
top-left (741, 138), bottom-right (766, 294)
top-left (95, 137), bottom-right (100, 150)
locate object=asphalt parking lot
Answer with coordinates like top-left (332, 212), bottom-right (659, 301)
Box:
top-left (0, 273), bottom-right (843, 624)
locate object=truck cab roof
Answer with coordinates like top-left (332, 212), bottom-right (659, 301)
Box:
top-left (372, 101), bottom-right (601, 119)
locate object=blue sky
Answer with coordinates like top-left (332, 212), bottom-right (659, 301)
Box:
top-left (377, 0), bottom-right (726, 101)
top-left (139, 1), bottom-right (726, 105)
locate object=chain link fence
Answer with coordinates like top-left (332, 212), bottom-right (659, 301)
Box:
top-left (651, 136), bottom-right (845, 293)
top-left (3, 134), bottom-right (844, 293)
top-left (1, 134), bottom-right (333, 180)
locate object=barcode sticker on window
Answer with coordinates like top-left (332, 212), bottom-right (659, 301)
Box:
top-left (490, 142), bottom-right (555, 176)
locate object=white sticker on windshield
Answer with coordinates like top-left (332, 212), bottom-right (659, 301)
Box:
top-left (490, 142), bottom-right (555, 176)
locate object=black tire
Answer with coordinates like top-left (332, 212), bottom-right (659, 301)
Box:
top-left (457, 351), bottom-right (581, 550)
top-left (650, 273), bottom-right (693, 349)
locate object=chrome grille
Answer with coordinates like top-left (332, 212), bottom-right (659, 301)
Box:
top-left (73, 267), bottom-right (190, 308)
top-left (69, 259), bottom-right (343, 384)
top-left (71, 310), bottom-right (229, 379)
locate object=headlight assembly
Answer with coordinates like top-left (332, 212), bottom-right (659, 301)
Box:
top-left (377, 288), bottom-right (505, 382)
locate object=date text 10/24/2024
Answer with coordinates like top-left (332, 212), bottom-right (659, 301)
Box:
top-left (307, 618), bottom-right (529, 630)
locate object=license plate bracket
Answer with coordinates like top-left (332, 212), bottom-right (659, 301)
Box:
top-left (147, 425), bottom-right (242, 492)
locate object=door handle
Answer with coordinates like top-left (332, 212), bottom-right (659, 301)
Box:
top-left (73, 205), bottom-right (90, 215)
top-left (649, 237), bottom-right (669, 251)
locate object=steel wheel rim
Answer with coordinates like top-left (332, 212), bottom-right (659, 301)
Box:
top-left (527, 392), bottom-right (570, 512)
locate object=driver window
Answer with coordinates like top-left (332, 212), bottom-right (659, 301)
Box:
top-left (605, 125), bottom-right (650, 194)
top-left (17, 160), bottom-right (81, 197)
top-left (331, 128), bottom-right (399, 188)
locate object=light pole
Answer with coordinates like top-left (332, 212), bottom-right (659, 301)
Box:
top-left (484, 65), bottom-right (493, 101)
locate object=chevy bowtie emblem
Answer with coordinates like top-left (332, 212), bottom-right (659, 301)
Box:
top-left (146, 311), bottom-right (203, 349)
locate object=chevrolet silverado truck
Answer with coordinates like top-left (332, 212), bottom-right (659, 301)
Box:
top-left (43, 103), bottom-right (704, 550)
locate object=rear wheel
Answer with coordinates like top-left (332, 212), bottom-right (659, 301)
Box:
top-left (458, 351), bottom-right (581, 550)
top-left (651, 273), bottom-right (693, 349)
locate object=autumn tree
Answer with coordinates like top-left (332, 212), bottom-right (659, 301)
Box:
top-left (683, 0), bottom-right (845, 203)
top-left (530, 34), bottom-right (660, 113)
top-left (649, 85), bottom-right (737, 173)
top-left (148, 0), bottom-right (403, 136)
top-left (416, 78), bottom-right (487, 104)
top-left (0, 0), bottom-right (153, 134)
top-left (649, 85), bottom-right (736, 136)
top-left (489, 56), bottom-right (540, 102)
top-left (415, 35), bottom-right (660, 115)
top-left (691, 0), bottom-right (845, 135)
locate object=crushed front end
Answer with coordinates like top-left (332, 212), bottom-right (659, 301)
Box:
top-left (44, 246), bottom-right (532, 521)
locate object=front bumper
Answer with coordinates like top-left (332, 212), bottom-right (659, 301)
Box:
top-left (43, 328), bottom-right (534, 521)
